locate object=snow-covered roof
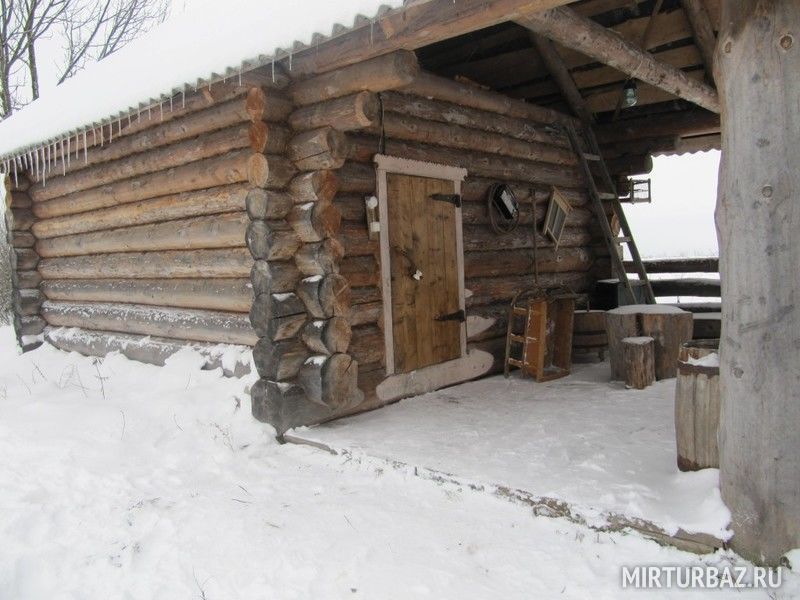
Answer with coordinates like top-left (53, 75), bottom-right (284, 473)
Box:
top-left (0, 0), bottom-right (410, 173)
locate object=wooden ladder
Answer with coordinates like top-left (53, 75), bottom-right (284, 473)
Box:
top-left (504, 296), bottom-right (547, 378)
top-left (564, 122), bottom-right (655, 305)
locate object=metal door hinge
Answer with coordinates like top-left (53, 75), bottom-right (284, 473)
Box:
top-left (429, 193), bottom-right (462, 208)
top-left (435, 309), bottom-right (465, 323)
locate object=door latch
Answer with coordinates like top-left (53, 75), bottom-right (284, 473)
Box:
top-left (429, 193), bottom-right (462, 208)
top-left (435, 309), bottom-right (465, 323)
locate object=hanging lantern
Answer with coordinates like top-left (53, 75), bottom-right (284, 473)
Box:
top-left (623, 80), bottom-right (639, 108)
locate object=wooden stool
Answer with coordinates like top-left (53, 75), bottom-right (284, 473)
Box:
top-left (622, 336), bottom-right (655, 389)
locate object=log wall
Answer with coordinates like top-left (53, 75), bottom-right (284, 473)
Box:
top-left (251, 54), bottom-right (604, 434)
top-left (10, 69), bottom-right (296, 368)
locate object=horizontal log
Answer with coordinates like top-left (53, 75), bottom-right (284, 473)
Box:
top-left (33, 183), bottom-right (249, 239)
top-left (297, 353), bottom-right (360, 409)
top-left (350, 285), bottom-right (381, 306)
top-left (248, 121), bottom-right (291, 154)
top-left (651, 278), bottom-right (721, 298)
top-left (462, 224), bottom-right (593, 252)
top-left (38, 248), bottom-right (252, 279)
top-left (34, 149), bottom-right (252, 219)
top-left (596, 110), bottom-right (720, 145)
top-left (249, 291), bottom-right (306, 334)
top-left (288, 127), bottom-right (350, 171)
top-left (464, 247), bottom-right (593, 279)
top-left (41, 300), bottom-right (258, 345)
top-left (460, 201), bottom-right (593, 228)
top-left (11, 231), bottom-right (35, 247)
top-left (461, 177), bottom-right (590, 207)
top-left (338, 221), bottom-right (378, 257)
top-left (16, 270), bottom-right (42, 288)
top-left (348, 300), bottom-right (382, 327)
top-left (246, 153), bottom-right (298, 189)
top-left (625, 257), bottom-right (719, 274)
top-left (297, 274), bottom-right (351, 319)
top-left (41, 278), bottom-right (253, 312)
top-left (402, 71), bottom-right (575, 127)
top-left (336, 162), bottom-right (375, 194)
top-left (335, 194), bottom-right (368, 222)
top-left (375, 113), bottom-right (576, 166)
top-left (349, 324), bottom-right (384, 366)
top-left (301, 317), bottom-right (352, 355)
top-left (14, 248), bottom-right (39, 270)
top-left (251, 312), bottom-right (307, 341)
top-left (289, 91), bottom-right (379, 132)
top-left (253, 338), bottom-right (309, 380)
top-left (245, 189), bottom-right (293, 220)
top-left (291, 50), bottom-right (420, 106)
top-left (465, 272), bottom-right (593, 307)
top-left (250, 259), bottom-right (302, 296)
top-left (15, 289), bottom-right (43, 316)
top-left (10, 208), bottom-right (34, 230)
top-left (288, 200), bottom-right (342, 242)
top-left (348, 135), bottom-right (583, 188)
top-left (37, 213), bottom-right (248, 258)
top-left (17, 315), bottom-right (46, 336)
top-left (381, 91), bottom-right (572, 149)
top-left (288, 170), bottom-right (339, 204)
top-left (44, 326), bottom-right (252, 377)
top-left (246, 220), bottom-right (301, 260)
top-left (31, 124), bottom-right (253, 202)
top-left (294, 238), bottom-right (345, 276)
top-left (339, 255), bottom-right (379, 288)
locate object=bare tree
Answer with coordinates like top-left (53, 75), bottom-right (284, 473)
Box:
top-left (0, 0), bottom-right (167, 120)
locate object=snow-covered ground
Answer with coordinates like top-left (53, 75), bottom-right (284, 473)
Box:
top-left (290, 362), bottom-right (730, 540)
top-left (1, 327), bottom-right (797, 599)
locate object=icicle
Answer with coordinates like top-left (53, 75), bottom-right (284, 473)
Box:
top-left (147, 104), bottom-right (151, 121)
top-left (169, 95), bottom-right (173, 112)
top-left (117, 117), bottom-right (121, 135)
top-left (109, 120), bottom-right (113, 143)
top-left (181, 90), bottom-right (186, 109)
top-left (370, 19), bottom-right (374, 44)
top-left (83, 131), bottom-right (88, 164)
top-left (238, 68), bottom-right (242, 86)
top-left (289, 51), bottom-right (293, 71)
top-left (33, 148), bottom-right (39, 180)
top-left (75, 133), bottom-right (79, 160)
top-left (128, 113), bottom-right (132, 127)
top-left (272, 58), bottom-right (276, 83)
top-left (21, 152), bottom-right (27, 170)
top-left (12, 158), bottom-right (18, 187)
top-left (160, 101), bottom-right (164, 121)
top-left (59, 140), bottom-right (66, 176)
top-left (66, 136), bottom-right (71, 169)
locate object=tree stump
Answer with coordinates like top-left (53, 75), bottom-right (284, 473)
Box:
top-left (605, 305), bottom-right (693, 381)
top-left (622, 336), bottom-right (655, 389)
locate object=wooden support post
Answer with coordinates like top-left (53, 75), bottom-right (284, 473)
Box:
top-left (622, 336), bottom-right (655, 389)
top-left (716, 0), bottom-right (800, 566)
top-left (680, 0), bottom-right (718, 84)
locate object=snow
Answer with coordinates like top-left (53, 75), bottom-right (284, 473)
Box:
top-left (622, 336), bottom-right (654, 345)
top-left (291, 363), bottom-right (732, 540)
top-left (687, 353), bottom-right (720, 368)
top-left (609, 304), bottom-right (689, 315)
top-left (1, 327), bottom-right (797, 598)
top-left (0, 0), bottom-right (407, 163)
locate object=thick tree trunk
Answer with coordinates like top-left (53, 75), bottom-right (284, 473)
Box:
top-left (716, 0), bottom-right (800, 566)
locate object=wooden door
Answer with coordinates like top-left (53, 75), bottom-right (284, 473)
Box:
top-left (387, 173), bottom-right (462, 373)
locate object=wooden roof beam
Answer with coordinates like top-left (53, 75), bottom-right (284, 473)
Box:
top-left (286, 0), bottom-right (577, 78)
top-left (528, 33), bottom-right (595, 123)
top-left (680, 0), bottom-right (718, 84)
top-left (517, 5), bottom-right (720, 113)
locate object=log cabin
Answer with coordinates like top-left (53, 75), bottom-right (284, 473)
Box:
top-left (0, 0), bottom-right (796, 566)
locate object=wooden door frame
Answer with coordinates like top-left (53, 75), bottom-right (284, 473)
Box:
top-left (374, 154), bottom-right (468, 376)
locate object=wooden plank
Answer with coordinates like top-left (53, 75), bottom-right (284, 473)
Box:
top-left (624, 257), bottom-right (719, 273)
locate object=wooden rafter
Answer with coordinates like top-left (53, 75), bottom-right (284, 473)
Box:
top-left (680, 0), bottom-right (718, 84)
top-left (528, 33), bottom-right (594, 123)
top-left (286, 0), bottom-right (576, 78)
top-left (517, 6), bottom-right (720, 113)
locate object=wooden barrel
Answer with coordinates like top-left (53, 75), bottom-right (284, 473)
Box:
top-left (572, 309), bottom-right (607, 358)
top-left (674, 339), bottom-right (720, 471)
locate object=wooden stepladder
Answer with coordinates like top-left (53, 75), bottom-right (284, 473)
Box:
top-left (505, 296), bottom-right (548, 379)
top-left (564, 122), bottom-right (655, 305)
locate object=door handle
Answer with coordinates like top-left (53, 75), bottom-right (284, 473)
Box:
top-left (435, 309), bottom-right (465, 323)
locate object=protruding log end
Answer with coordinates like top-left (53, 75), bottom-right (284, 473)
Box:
top-left (250, 378), bottom-right (332, 437)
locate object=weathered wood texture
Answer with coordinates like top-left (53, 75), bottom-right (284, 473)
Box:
top-left (44, 326), bottom-right (252, 377)
top-left (675, 340), bottom-right (720, 472)
top-left (41, 300), bottom-right (258, 345)
top-left (622, 336), bottom-right (656, 389)
top-left (716, 0), bottom-right (800, 566)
